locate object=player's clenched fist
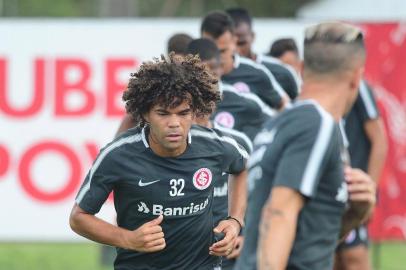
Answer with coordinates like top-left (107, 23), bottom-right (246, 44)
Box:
top-left (345, 167), bottom-right (376, 221)
top-left (122, 215), bottom-right (166, 252)
top-left (345, 167), bottom-right (376, 205)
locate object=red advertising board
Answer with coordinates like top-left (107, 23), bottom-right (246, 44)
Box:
top-left (362, 23), bottom-right (406, 241)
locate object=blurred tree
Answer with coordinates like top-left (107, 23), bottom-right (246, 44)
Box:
top-left (0, 0), bottom-right (315, 17)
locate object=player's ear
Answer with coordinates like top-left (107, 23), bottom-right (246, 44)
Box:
top-left (142, 112), bottom-right (150, 124)
top-left (299, 60), bottom-right (305, 78)
top-left (350, 66), bottom-right (364, 92)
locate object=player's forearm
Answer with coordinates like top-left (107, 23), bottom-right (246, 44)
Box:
top-left (365, 118), bottom-right (388, 183)
top-left (69, 204), bottom-right (129, 249)
top-left (228, 169), bottom-right (247, 224)
top-left (367, 133), bottom-right (387, 183)
top-left (258, 205), bottom-right (297, 270)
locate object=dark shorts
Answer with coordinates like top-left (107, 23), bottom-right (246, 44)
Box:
top-left (219, 258), bottom-right (236, 270)
top-left (337, 225), bottom-right (369, 250)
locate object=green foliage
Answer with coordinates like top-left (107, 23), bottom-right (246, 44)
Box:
top-left (0, 0), bottom-right (314, 17)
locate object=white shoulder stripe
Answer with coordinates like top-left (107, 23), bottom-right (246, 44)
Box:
top-left (213, 122), bottom-right (254, 153)
top-left (76, 133), bottom-right (142, 204)
top-left (239, 57), bottom-right (290, 100)
top-left (191, 129), bottom-right (249, 159)
top-left (339, 120), bottom-right (349, 148)
top-left (359, 80), bottom-right (379, 119)
top-left (300, 103), bottom-right (335, 197)
top-left (220, 82), bottom-right (276, 117)
top-left (240, 92), bottom-right (277, 117)
top-left (259, 54), bottom-right (302, 90)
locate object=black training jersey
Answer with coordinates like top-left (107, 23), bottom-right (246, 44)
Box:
top-left (256, 54), bottom-right (300, 100)
top-left (222, 54), bottom-right (287, 109)
top-left (344, 80), bottom-right (380, 171)
top-left (75, 125), bottom-right (248, 270)
top-left (212, 82), bottom-right (275, 141)
top-left (211, 122), bottom-right (252, 270)
top-left (211, 122), bottom-right (253, 226)
top-left (235, 100), bottom-right (348, 270)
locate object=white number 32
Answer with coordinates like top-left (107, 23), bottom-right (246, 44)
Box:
top-left (169, 178), bottom-right (185, 196)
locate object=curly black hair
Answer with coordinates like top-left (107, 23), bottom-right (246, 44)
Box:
top-left (123, 53), bottom-right (220, 127)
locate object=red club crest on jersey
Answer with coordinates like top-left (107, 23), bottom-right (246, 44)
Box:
top-left (193, 168), bottom-right (213, 190)
top-left (214, 111), bottom-right (235, 128)
top-left (233, 82), bottom-right (251, 93)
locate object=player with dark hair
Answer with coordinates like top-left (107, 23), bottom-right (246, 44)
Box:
top-left (335, 80), bottom-right (388, 270)
top-left (187, 38), bottom-right (274, 141)
top-left (201, 10), bottom-right (289, 110)
top-left (167, 32), bottom-right (193, 56)
top-left (269, 37), bottom-right (302, 74)
top-left (235, 22), bottom-right (376, 270)
top-left (226, 7), bottom-right (300, 100)
top-left (69, 54), bottom-right (247, 270)
top-left (115, 33), bottom-right (194, 135)
top-left (188, 37), bottom-right (273, 270)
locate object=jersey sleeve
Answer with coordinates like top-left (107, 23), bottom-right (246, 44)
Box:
top-left (356, 80), bottom-right (380, 123)
top-left (264, 61), bottom-right (299, 100)
top-left (256, 67), bottom-right (284, 109)
top-left (75, 147), bottom-right (119, 214)
top-left (272, 112), bottom-right (335, 198)
top-left (241, 92), bottom-right (276, 118)
top-left (217, 130), bottom-right (249, 175)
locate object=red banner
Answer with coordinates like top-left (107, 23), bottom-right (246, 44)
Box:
top-left (361, 23), bottom-right (406, 241)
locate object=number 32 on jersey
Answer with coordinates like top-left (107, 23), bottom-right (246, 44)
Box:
top-left (169, 178), bottom-right (185, 197)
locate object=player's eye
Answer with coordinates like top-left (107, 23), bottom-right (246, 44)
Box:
top-left (179, 111), bottom-right (191, 116)
top-left (237, 40), bottom-right (247, 46)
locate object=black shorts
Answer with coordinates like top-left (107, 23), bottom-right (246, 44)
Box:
top-left (220, 258), bottom-right (236, 270)
top-left (337, 225), bottom-right (369, 250)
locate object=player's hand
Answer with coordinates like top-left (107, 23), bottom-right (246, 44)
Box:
top-left (122, 215), bottom-right (165, 252)
top-left (226, 235), bottom-right (244, 259)
top-left (209, 219), bottom-right (240, 257)
top-left (345, 167), bottom-right (376, 219)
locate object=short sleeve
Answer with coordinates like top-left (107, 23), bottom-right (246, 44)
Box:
top-left (218, 132), bottom-right (249, 175)
top-left (356, 80), bottom-right (379, 123)
top-left (256, 68), bottom-right (284, 109)
top-left (75, 148), bottom-right (118, 214)
top-left (273, 113), bottom-right (335, 198)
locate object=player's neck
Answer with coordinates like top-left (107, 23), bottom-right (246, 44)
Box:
top-left (193, 117), bottom-right (212, 128)
top-left (299, 81), bottom-right (348, 122)
top-left (249, 51), bottom-right (257, 61)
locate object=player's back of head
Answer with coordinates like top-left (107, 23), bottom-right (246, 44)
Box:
top-left (187, 38), bottom-right (220, 62)
top-left (303, 22), bottom-right (365, 79)
top-left (201, 11), bottom-right (235, 38)
top-left (167, 33), bottom-right (193, 55)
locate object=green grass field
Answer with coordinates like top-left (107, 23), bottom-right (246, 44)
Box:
top-left (0, 242), bottom-right (405, 270)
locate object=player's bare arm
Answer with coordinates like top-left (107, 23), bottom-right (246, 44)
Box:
top-left (226, 169), bottom-right (247, 259)
top-left (364, 118), bottom-right (388, 183)
top-left (210, 169), bottom-right (247, 257)
top-left (258, 186), bottom-right (304, 270)
top-left (69, 204), bottom-right (166, 252)
top-left (339, 167), bottom-right (376, 239)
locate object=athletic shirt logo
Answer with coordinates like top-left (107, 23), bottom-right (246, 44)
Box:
top-left (214, 111), bottom-right (235, 128)
top-left (193, 168), bottom-right (213, 190)
top-left (233, 82), bottom-right (251, 93)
